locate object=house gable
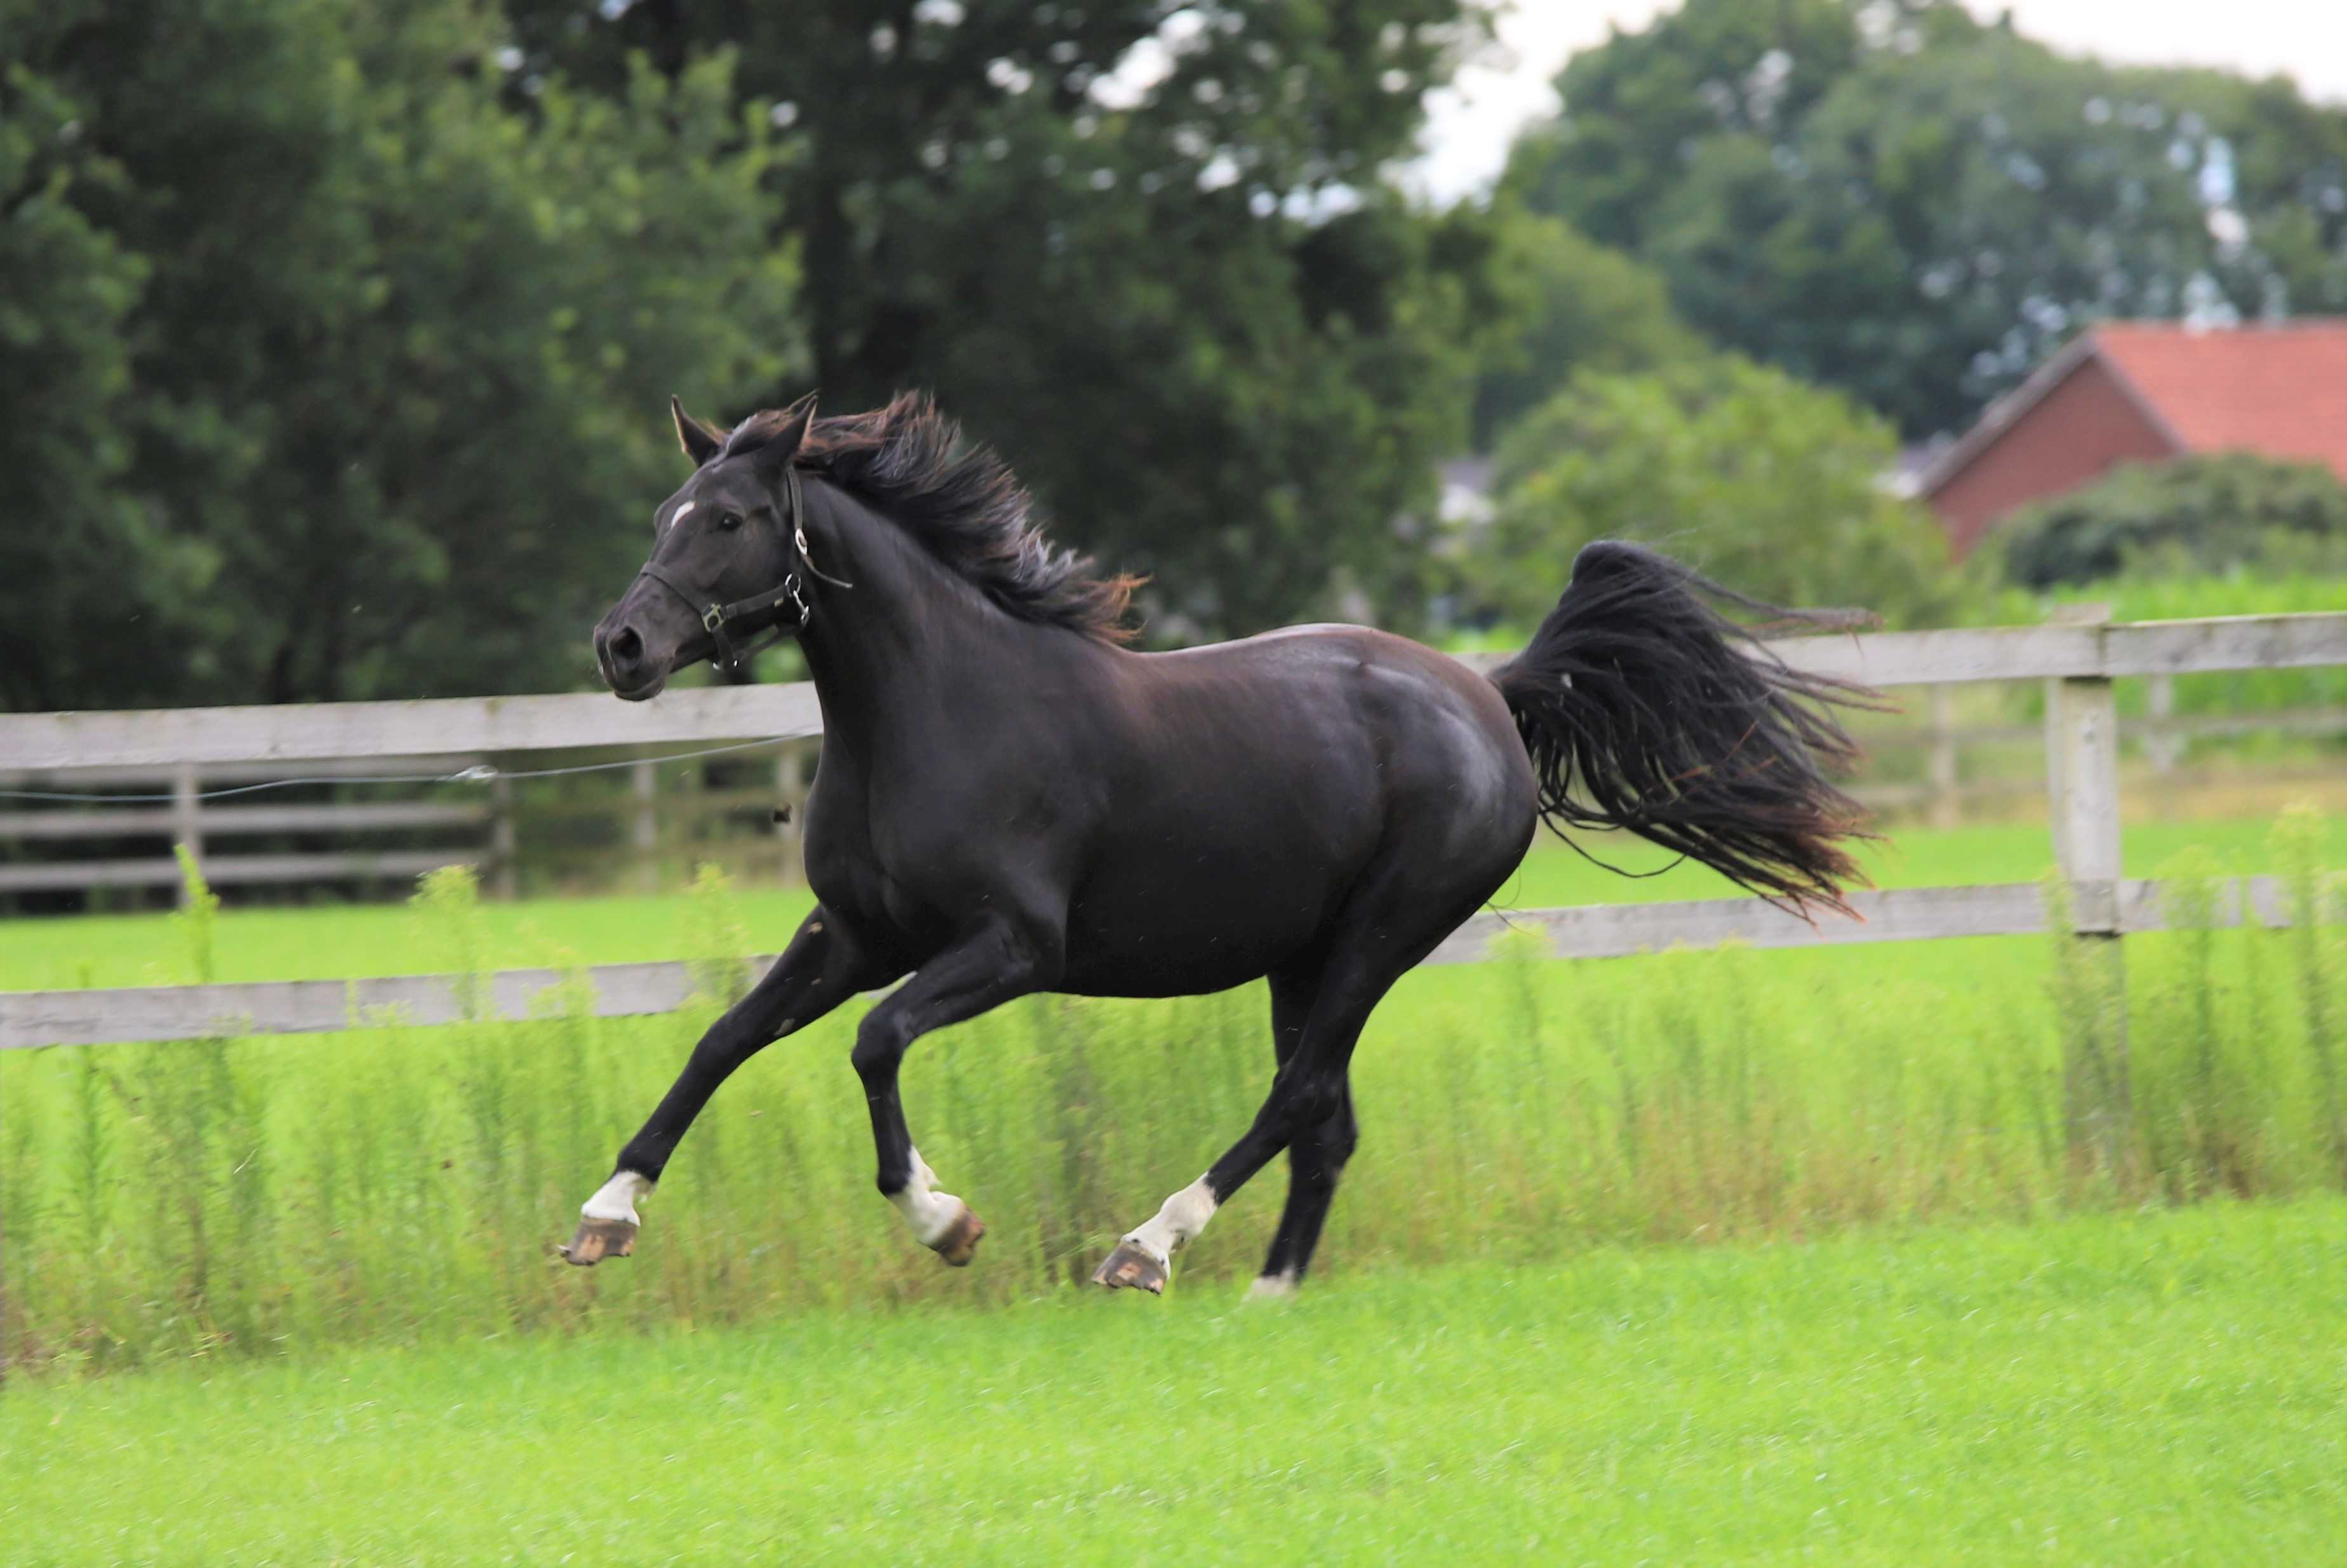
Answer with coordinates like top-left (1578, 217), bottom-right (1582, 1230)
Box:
top-left (1921, 320), bottom-right (2347, 558)
top-left (1925, 351), bottom-right (2179, 557)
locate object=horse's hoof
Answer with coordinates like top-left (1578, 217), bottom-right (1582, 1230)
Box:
top-left (1092, 1240), bottom-right (1169, 1295)
top-left (928, 1204), bottom-right (986, 1268)
top-left (559, 1216), bottom-right (638, 1266)
top-left (1245, 1270), bottom-right (1298, 1302)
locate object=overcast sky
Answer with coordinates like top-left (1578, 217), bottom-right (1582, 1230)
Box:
top-left (1408, 0), bottom-right (2347, 203)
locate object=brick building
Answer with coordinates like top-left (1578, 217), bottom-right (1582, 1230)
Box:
top-left (1916, 320), bottom-right (2347, 557)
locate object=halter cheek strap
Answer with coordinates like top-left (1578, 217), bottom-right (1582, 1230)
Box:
top-left (633, 465), bottom-right (824, 679)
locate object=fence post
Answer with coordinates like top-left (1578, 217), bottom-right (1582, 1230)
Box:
top-left (171, 763), bottom-right (203, 905)
top-left (488, 769), bottom-right (517, 900)
top-left (1927, 684), bottom-right (1960, 829)
top-left (2044, 604), bottom-right (2130, 1169)
top-left (631, 759), bottom-right (659, 894)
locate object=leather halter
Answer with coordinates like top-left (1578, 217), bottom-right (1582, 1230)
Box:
top-left (632, 464), bottom-right (822, 679)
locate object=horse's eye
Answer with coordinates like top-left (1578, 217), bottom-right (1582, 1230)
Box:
top-left (718, 512), bottom-right (744, 531)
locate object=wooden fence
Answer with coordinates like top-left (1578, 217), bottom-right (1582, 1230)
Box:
top-left (0, 875), bottom-right (2303, 1052)
top-left (0, 690), bottom-right (824, 901)
top-left (2, 609), bottom-right (2342, 1068)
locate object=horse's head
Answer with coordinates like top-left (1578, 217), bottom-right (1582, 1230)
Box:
top-left (594, 394), bottom-right (819, 700)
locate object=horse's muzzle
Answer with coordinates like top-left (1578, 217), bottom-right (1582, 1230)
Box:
top-left (594, 616), bottom-right (667, 701)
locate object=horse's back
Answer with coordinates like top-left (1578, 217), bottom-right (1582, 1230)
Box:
top-left (1053, 625), bottom-right (1535, 995)
top-left (1134, 623), bottom-right (1531, 836)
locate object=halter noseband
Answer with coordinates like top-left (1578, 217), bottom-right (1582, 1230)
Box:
top-left (634, 463), bottom-right (824, 680)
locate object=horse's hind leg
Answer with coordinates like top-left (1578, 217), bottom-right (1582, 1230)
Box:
top-left (1093, 882), bottom-right (1457, 1295)
top-left (1098, 845), bottom-right (1502, 1296)
top-left (1093, 950), bottom-right (1388, 1295)
top-left (1249, 967), bottom-right (1360, 1299)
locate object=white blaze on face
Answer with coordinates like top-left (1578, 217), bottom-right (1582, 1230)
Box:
top-left (1123, 1174), bottom-right (1218, 1266)
top-left (887, 1146), bottom-right (967, 1247)
top-left (665, 499), bottom-right (697, 532)
top-left (582, 1169), bottom-right (653, 1224)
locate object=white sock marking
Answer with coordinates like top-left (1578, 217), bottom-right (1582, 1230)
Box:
top-left (1123, 1174), bottom-right (1218, 1266)
top-left (582, 1169), bottom-right (653, 1224)
top-left (1246, 1269), bottom-right (1299, 1300)
top-left (888, 1146), bottom-right (966, 1247)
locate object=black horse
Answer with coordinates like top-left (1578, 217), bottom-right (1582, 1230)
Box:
top-left (563, 393), bottom-right (1873, 1296)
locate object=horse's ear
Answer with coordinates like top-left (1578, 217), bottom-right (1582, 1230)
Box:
top-left (744, 392), bottom-right (818, 479)
top-left (671, 394), bottom-right (724, 467)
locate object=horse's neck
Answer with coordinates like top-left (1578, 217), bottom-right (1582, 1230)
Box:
top-left (792, 485), bottom-right (1027, 758)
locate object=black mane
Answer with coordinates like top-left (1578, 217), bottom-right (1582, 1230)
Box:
top-left (765, 394), bottom-right (1141, 644)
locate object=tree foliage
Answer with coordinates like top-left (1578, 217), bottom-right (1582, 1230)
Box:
top-left (500, 0), bottom-right (1499, 636)
top-left (1997, 453), bottom-right (2347, 589)
top-left (2, 2), bottom-right (1513, 708)
top-left (1504, 0), bottom-right (2347, 437)
top-left (1466, 202), bottom-right (1703, 449)
top-left (0, 0), bottom-right (798, 708)
top-left (1454, 356), bottom-right (1950, 630)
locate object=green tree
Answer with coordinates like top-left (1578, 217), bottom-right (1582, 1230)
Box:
top-left (1455, 356), bottom-right (1950, 629)
top-left (501, 0), bottom-right (1497, 635)
top-left (1499, 0), bottom-right (1900, 252)
top-left (1466, 203), bottom-right (1703, 449)
top-left (1648, 36), bottom-right (2301, 435)
top-left (1, 0), bottom-right (797, 708)
top-left (0, 4), bottom-right (199, 710)
top-left (1997, 453), bottom-right (2347, 589)
top-left (1504, 1), bottom-right (2347, 439)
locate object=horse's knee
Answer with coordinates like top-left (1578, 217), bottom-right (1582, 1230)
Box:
top-left (1281, 1074), bottom-right (1348, 1142)
top-left (1320, 1108), bottom-right (1360, 1169)
top-left (850, 1016), bottom-right (909, 1087)
top-left (1290, 1116), bottom-right (1356, 1193)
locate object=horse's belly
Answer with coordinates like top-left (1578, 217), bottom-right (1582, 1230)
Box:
top-left (1055, 852), bottom-right (1339, 997)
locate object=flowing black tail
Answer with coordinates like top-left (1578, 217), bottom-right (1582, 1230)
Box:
top-left (1488, 541), bottom-right (1885, 916)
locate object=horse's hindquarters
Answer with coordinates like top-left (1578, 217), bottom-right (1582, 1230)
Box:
top-left (1055, 629), bottom-right (1536, 998)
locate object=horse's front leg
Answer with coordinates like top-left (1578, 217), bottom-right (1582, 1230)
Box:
top-left (561, 906), bottom-right (891, 1265)
top-left (851, 911), bottom-right (1062, 1267)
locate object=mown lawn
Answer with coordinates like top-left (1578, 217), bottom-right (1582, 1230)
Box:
top-left (7, 1200), bottom-right (2344, 1565)
top-left (6, 812), bottom-right (2344, 992)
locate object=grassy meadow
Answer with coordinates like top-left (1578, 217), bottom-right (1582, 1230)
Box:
top-left (2, 809), bottom-right (2342, 1374)
top-left (7, 1201), bottom-right (2345, 1565)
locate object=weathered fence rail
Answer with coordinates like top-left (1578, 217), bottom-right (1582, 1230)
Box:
top-left (0, 747), bottom-right (822, 901)
top-left (0, 876), bottom-right (2306, 1051)
top-left (7, 613), bottom-right (2336, 776)
top-left (0, 686), bottom-right (829, 898)
top-left (2, 610), bottom-right (2342, 1058)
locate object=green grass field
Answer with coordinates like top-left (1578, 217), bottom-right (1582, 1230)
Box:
top-left (8, 1200), bottom-right (2344, 1565)
top-left (5, 813), bottom-right (2345, 992)
top-left (5, 807), bottom-right (2342, 1374)
top-left (3, 810), bottom-right (2343, 1560)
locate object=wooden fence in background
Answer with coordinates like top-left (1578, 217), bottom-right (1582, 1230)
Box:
top-left (7, 613), bottom-right (2340, 902)
top-left (0, 874), bottom-right (2303, 1052)
top-left (3, 606), bottom-right (2343, 1150)
top-left (0, 686), bottom-right (824, 902)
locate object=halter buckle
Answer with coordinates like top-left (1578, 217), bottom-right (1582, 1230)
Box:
top-left (777, 572), bottom-right (808, 625)
top-left (702, 604), bottom-right (727, 634)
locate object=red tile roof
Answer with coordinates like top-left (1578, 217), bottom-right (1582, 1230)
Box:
top-left (2089, 321), bottom-right (2347, 475)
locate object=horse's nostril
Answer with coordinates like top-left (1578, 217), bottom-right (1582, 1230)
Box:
top-left (610, 625), bottom-right (645, 664)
